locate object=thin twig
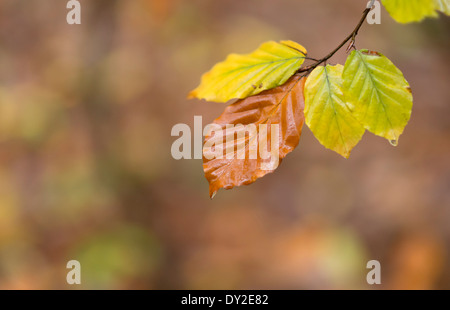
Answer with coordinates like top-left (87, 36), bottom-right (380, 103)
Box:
top-left (367, 0), bottom-right (376, 9)
top-left (297, 6), bottom-right (372, 73)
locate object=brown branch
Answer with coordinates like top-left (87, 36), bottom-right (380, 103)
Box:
top-left (297, 6), bottom-right (372, 74)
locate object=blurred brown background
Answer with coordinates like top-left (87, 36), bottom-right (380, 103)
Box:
top-left (0, 0), bottom-right (449, 289)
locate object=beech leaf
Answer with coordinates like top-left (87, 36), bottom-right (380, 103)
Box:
top-left (381, 0), bottom-right (438, 23)
top-left (189, 41), bottom-right (307, 103)
top-left (342, 50), bottom-right (413, 145)
top-left (203, 76), bottom-right (306, 198)
top-left (305, 65), bottom-right (365, 158)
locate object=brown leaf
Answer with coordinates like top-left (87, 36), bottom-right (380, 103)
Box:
top-left (203, 75), bottom-right (306, 198)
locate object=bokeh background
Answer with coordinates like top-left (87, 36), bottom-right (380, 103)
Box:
top-left (0, 0), bottom-right (449, 289)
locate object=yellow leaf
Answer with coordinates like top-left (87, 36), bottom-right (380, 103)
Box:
top-left (382, 0), bottom-right (438, 23)
top-left (343, 50), bottom-right (413, 145)
top-left (305, 65), bottom-right (365, 158)
top-left (189, 41), bottom-right (307, 103)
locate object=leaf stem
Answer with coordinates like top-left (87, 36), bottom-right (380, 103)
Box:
top-left (297, 6), bottom-right (372, 74)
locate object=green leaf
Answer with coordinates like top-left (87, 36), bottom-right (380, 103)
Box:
top-left (188, 40), bottom-right (307, 103)
top-left (305, 65), bottom-right (365, 158)
top-left (342, 50), bottom-right (413, 145)
top-left (434, 0), bottom-right (450, 15)
top-left (381, 0), bottom-right (438, 23)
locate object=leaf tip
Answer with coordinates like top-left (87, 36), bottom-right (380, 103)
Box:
top-left (389, 139), bottom-right (398, 147)
top-left (210, 190), bottom-right (217, 199)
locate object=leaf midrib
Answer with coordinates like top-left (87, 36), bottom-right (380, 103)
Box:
top-left (323, 66), bottom-right (348, 155)
top-left (209, 56), bottom-right (305, 83)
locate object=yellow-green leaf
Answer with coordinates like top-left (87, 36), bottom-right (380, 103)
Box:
top-left (434, 0), bottom-right (450, 15)
top-left (305, 65), bottom-right (365, 158)
top-left (342, 50), bottom-right (413, 145)
top-left (381, 0), bottom-right (438, 23)
top-left (188, 40), bottom-right (307, 103)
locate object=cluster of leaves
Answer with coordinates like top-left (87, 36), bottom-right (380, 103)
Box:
top-left (189, 1), bottom-right (449, 197)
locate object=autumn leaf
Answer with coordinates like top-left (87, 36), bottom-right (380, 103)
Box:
top-left (305, 65), bottom-right (365, 158)
top-left (342, 50), bottom-right (413, 145)
top-left (203, 76), bottom-right (306, 198)
top-left (189, 40), bottom-right (307, 103)
top-left (381, 0), bottom-right (438, 23)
